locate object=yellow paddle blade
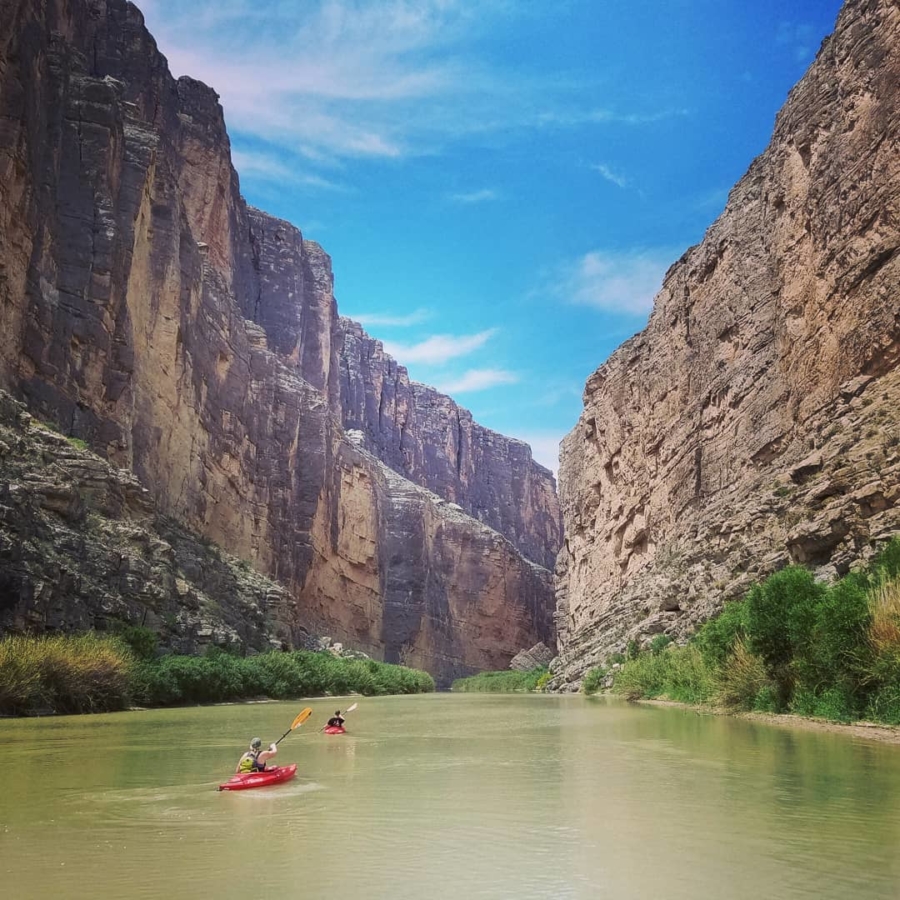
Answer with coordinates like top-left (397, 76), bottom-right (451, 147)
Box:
top-left (291, 707), bottom-right (313, 730)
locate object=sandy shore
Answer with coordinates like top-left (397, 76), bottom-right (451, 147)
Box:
top-left (634, 697), bottom-right (900, 745)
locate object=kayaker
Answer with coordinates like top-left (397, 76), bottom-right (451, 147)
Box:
top-left (326, 710), bottom-right (345, 729)
top-left (236, 737), bottom-right (277, 774)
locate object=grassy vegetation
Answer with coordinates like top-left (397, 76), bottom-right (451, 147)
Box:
top-left (451, 666), bottom-right (548, 693)
top-left (0, 634), bottom-right (132, 716)
top-left (0, 634), bottom-right (434, 716)
top-left (607, 538), bottom-right (900, 725)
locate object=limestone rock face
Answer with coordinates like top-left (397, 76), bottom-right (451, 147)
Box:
top-left (509, 642), bottom-right (554, 672)
top-left (0, 0), bottom-right (555, 679)
top-left (554, 0), bottom-right (900, 686)
top-left (336, 318), bottom-right (562, 570)
top-left (0, 391), bottom-right (299, 653)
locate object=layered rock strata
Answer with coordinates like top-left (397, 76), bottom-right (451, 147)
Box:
top-left (338, 319), bottom-right (562, 570)
top-left (0, 390), bottom-right (299, 653)
top-left (554, 0), bottom-right (900, 686)
top-left (0, 0), bottom-right (556, 681)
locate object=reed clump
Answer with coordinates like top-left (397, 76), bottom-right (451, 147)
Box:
top-left (0, 633), bottom-right (132, 716)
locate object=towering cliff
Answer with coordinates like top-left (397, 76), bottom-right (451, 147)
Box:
top-left (338, 318), bottom-right (562, 571)
top-left (0, 0), bottom-right (558, 683)
top-left (554, 0), bottom-right (900, 685)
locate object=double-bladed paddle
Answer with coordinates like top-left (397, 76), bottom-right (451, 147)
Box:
top-left (275, 707), bottom-right (313, 746)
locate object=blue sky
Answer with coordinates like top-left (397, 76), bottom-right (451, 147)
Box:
top-left (141, 0), bottom-right (844, 474)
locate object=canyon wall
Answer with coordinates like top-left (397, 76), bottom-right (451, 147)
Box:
top-left (0, 0), bottom-right (557, 683)
top-left (554, 0), bottom-right (900, 686)
top-left (338, 318), bottom-right (562, 571)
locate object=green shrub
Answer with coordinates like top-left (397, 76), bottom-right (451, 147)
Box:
top-left (116, 625), bottom-right (159, 662)
top-left (752, 685), bottom-right (779, 712)
top-left (790, 685), bottom-right (856, 723)
top-left (581, 666), bottom-right (607, 695)
top-left (534, 670), bottom-right (553, 692)
top-left (804, 574), bottom-right (871, 691)
top-left (694, 600), bottom-right (748, 667)
top-left (451, 667), bottom-right (547, 693)
top-left (1, 636), bottom-right (434, 715)
top-left (747, 567), bottom-right (824, 673)
top-left (649, 634), bottom-right (673, 656)
top-left (871, 538), bottom-right (900, 582)
top-left (625, 639), bottom-right (641, 661)
top-left (866, 682), bottom-right (900, 725)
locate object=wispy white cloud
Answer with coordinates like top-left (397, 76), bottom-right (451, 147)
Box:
top-left (549, 249), bottom-right (674, 316)
top-left (383, 329), bottom-right (497, 365)
top-left (436, 368), bottom-right (518, 393)
top-left (348, 308), bottom-right (432, 327)
top-left (231, 149), bottom-right (347, 190)
top-left (536, 107), bottom-right (689, 128)
top-left (447, 188), bottom-right (499, 204)
top-left (591, 163), bottom-right (628, 189)
top-left (141, 0), bottom-right (690, 167)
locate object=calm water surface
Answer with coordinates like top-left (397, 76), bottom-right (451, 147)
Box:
top-left (2, 694), bottom-right (899, 899)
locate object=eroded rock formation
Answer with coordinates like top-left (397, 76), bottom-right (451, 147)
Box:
top-left (554, 0), bottom-right (900, 686)
top-left (0, 0), bottom-right (558, 684)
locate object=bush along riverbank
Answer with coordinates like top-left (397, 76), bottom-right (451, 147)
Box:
top-left (583, 539), bottom-right (900, 725)
top-left (0, 631), bottom-right (435, 717)
top-left (451, 666), bottom-right (550, 692)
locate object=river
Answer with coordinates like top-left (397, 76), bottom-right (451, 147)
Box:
top-left (2, 694), bottom-right (899, 899)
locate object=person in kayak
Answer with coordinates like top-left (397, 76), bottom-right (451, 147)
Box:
top-left (236, 737), bottom-right (277, 774)
top-left (326, 711), bottom-right (345, 729)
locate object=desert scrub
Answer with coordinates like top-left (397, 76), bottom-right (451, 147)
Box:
top-left (451, 666), bottom-right (548, 693)
top-left (0, 634), bottom-right (133, 716)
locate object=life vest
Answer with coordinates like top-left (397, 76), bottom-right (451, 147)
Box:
top-left (239, 751), bottom-right (265, 774)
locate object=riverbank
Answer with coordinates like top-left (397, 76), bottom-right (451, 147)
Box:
top-left (630, 697), bottom-right (900, 745)
top-left (584, 539), bottom-right (900, 728)
top-left (451, 666), bottom-right (549, 692)
top-left (0, 632), bottom-right (434, 716)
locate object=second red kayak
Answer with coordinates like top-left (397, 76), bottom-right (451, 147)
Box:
top-left (218, 764), bottom-right (297, 791)
top-left (323, 725), bottom-right (346, 735)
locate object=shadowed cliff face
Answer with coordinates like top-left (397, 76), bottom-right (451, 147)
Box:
top-left (554, 0), bottom-right (900, 686)
top-left (0, 0), bottom-right (557, 683)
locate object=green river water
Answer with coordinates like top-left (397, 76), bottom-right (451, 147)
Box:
top-left (2, 694), bottom-right (899, 899)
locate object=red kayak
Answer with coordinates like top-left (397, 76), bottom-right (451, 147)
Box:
top-left (323, 725), bottom-right (345, 735)
top-left (218, 764), bottom-right (297, 791)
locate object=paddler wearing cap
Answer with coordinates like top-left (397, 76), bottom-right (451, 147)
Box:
top-left (235, 737), bottom-right (278, 774)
